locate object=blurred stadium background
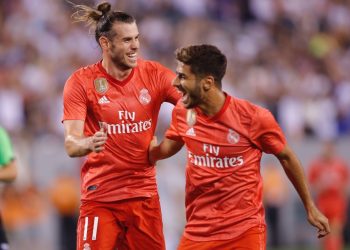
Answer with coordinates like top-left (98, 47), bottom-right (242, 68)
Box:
top-left (1, 0), bottom-right (350, 249)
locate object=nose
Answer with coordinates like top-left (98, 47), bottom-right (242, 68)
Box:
top-left (172, 76), bottom-right (180, 87)
top-left (131, 39), bottom-right (139, 50)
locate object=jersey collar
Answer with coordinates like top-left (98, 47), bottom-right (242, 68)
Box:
top-left (195, 92), bottom-right (231, 122)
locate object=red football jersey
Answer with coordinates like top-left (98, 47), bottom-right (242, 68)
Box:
top-left (309, 157), bottom-right (349, 210)
top-left (166, 94), bottom-right (286, 241)
top-left (63, 58), bottom-right (179, 202)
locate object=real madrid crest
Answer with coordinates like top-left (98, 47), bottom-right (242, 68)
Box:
top-left (83, 243), bottom-right (91, 250)
top-left (94, 78), bottom-right (109, 94)
top-left (139, 88), bottom-right (151, 105)
top-left (227, 129), bottom-right (240, 144)
top-left (186, 109), bottom-right (197, 127)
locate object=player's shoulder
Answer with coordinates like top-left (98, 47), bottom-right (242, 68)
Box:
top-left (71, 63), bottom-right (99, 78)
top-left (233, 97), bottom-right (270, 117)
top-left (137, 58), bottom-right (168, 72)
top-left (68, 62), bottom-right (100, 83)
top-left (230, 97), bottom-right (275, 128)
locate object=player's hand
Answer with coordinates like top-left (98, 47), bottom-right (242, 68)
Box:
top-left (148, 136), bottom-right (158, 165)
top-left (307, 204), bottom-right (330, 238)
top-left (89, 125), bottom-right (108, 153)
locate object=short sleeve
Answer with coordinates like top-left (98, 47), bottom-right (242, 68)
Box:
top-left (250, 108), bottom-right (286, 155)
top-left (0, 128), bottom-right (14, 167)
top-left (62, 74), bottom-right (87, 121)
top-left (165, 106), bottom-right (184, 142)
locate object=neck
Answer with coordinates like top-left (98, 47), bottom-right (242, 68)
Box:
top-left (198, 90), bottom-right (226, 117)
top-left (101, 58), bottom-right (132, 81)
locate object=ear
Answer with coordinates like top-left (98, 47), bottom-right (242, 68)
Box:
top-left (202, 75), bottom-right (215, 91)
top-left (99, 36), bottom-right (110, 50)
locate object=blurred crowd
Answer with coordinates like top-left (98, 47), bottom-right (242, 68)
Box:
top-left (0, 0), bottom-right (350, 249)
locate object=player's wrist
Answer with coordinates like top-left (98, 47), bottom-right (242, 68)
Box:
top-left (304, 200), bottom-right (317, 214)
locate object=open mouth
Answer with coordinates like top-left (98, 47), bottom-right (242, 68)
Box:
top-left (181, 92), bottom-right (190, 104)
top-left (177, 87), bottom-right (189, 104)
top-left (127, 52), bottom-right (137, 62)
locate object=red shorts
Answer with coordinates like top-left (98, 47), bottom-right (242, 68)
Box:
top-left (178, 225), bottom-right (266, 250)
top-left (77, 195), bottom-right (165, 250)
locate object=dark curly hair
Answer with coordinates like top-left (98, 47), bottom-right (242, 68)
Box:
top-left (175, 44), bottom-right (227, 88)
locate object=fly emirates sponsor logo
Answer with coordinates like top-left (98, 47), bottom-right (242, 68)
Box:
top-left (188, 143), bottom-right (244, 168)
top-left (99, 110), bottom-right (152, 134)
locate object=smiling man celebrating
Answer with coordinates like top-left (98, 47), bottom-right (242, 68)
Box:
top-left (62, 2), bottom-right (180, 250)
top-left (149, 44), bottom-right (330, 250)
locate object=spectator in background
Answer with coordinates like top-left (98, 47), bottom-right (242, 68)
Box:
top-left (262, 161), bottom-right (289, 248)
top-left (62, 2), bottom-right (179, 250)
top-left (0, 127), bottom-right (18, 250)
top-left (49, 175), bottom-right (80, 250)
top-left (309, 140), bottom-right (349, 250)
top-left (149, 44), bottom-right (330, 250)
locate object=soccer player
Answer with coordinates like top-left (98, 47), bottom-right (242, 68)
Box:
top-left (0, 127), bottom-right (18, 250)
top-left (62, 2), bottom-right (180, 250)
top-left (309, 141), bottom-right (349, 250)
top-left (149, 44), bottom-right (331, 249)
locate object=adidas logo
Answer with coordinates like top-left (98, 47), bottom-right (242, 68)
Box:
top-left (98, 95), bottom-right (110, 104)
top-left (186, 127), bottom-right (196, 136)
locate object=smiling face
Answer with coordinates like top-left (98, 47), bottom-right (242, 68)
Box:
top-left (107, 22), bottom-right (139, 70)
top-left (173, 61), bottom-right (204, 109)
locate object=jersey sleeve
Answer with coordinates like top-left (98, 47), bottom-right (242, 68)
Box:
top-left (165, 106), bottom-right (184, 142)
top-left (155, 62), bottom-right (180, 105)
top-left (0, 128), bottom-right (14, 167)
top-left (62, 74), bottom-right (87, 121)
top-left (249, 108), bottom-right (286, 155)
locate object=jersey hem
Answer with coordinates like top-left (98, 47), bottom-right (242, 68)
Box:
top-left (80, 191), bottom-right (158, 203)
top-left (183, 223), bottom-right (266, 242)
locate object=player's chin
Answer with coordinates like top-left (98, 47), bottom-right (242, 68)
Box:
top-left (128, 61), bottom-right (137, 68)
top-left (125, 57), bottom-right (137, 68)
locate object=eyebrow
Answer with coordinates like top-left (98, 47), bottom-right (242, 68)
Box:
top-left (121, 33), bottom-right (139, 40)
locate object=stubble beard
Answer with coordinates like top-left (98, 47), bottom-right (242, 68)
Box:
top-left (110, 44), bottom-right (137, 71)
top-left (185, 84), bottom-right (203, 109)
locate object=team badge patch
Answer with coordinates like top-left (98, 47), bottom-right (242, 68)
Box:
top-left (139, 88), bottom-right (151, 105)
top-left (94, 78), bottom-right (109, 94)
top-left (186, 109), bottom-right (197, 127)
top-left (83, 243), bottom-right (91, 250)
top-left (227, 129), bottom-right (240, 144)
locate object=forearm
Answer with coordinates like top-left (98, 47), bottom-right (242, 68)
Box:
top-left (65, 134), bottom-right (93, 157)
top-left (277, 147), bottom-right (315, 211)
top-left (0, 160), bottom-right (17, 182)
top-left (149, 138), bottom-right (184, 163)
top-left (276, 146), bottom-right (330, 237)
top-left (151, 143), bottom-right (176, 161)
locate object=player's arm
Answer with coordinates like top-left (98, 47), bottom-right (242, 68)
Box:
top-left (64, 120), bottom-right (107, 157)
top-left (0, 160), bottom-right (17, 182)
top-left (148, 136), bottom-right (184, 165)
top-left (275, 144), bottom-right (330, 238)
top-left (0, 128), bottom-right (17, 182)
